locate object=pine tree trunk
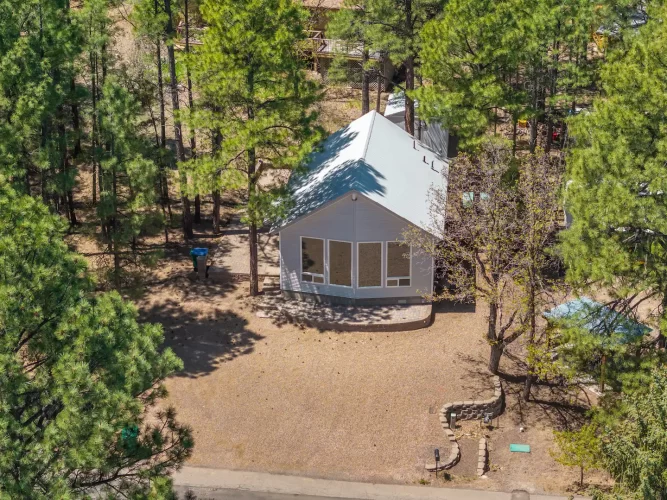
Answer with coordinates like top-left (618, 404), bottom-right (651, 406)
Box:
top-left (164, 0), bottom-right (193, 240)
top-left (529, 118), bottom-right (538, 154)
top-left (67, 191), bottom-right (77, 226)
top-left (404, 0), bottom-right (415, 135)
top-left (404, 54), bottom-right (415, 136)
top-left (248, 149), bottom-right (259, 296)
top-left (212, 111), bottom-right (223, 235)
top-left (112, 158), bottom-right (120, 289)
top-left (212, 190), bottom-right (221, 233)
top-left (155, 0), bottom-right (171, 223)
top-left (249, 220), bottom-right (259, 296)
top-left (185, 0), bottom-right (199, 226)
top-left (71, 78), bottom-right (81, 158)
top-left (91, 50), bottom-right (98, 205)
top-left (194, 195), bottom-right (201, 223)
top-left (376, 68), bottom-right (382, 112)
top-left (361, 49), bottom-right (370, 115)
top-left (247, 65), bottom-right (259, 296)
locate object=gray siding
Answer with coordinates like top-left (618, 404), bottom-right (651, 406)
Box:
top-left (280, 193), bottom-right (433, 303)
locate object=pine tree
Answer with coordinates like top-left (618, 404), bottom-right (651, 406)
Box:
top-left (97, 77), bottom-right (161, 288)
top-left (163, 0), bottom-right (194, 240)
top-left (417, 0), bottom-right (608, 152)
top-left (597, 368), bottom-right (667, 498)
top-left (0, 185), bottom-right (192, 498)
top-left (0, 0), bottom-right (81, 220)
top-left (561, 3), bottom-right (667, 346)
top-left (327, 0), bottom-right (379, 115)
top-left (184, 0), bottom-right (323, 296)
top-left (131, 0), bottom-right (174, 235)
top-left (339, 0), bottom-right (445, 134)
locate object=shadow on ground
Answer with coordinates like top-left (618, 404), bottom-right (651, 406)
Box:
top-left (141, 291), bottom-right (264, 379)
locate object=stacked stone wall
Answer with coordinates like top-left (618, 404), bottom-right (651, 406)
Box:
top-left (440, 376), bottom-right (503, 425)
top-left (425, 376), bottom-right (503, 473)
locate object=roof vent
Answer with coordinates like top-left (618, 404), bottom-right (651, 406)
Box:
top-left (413, 140), bottom-right (416, 150)
top-left (423, 155), bottom-right (427, 163)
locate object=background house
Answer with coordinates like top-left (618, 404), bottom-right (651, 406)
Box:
top-left (301, 0), bottom-right (394, 91)
top-left (273, 110), bottom-right (447, 305)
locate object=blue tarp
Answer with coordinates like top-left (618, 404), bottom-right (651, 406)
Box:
top-left (543, 297), bottom-right (651, 344)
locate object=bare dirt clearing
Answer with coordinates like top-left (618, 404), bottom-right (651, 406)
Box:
top-left (132, 265), bottom-right (603, 495)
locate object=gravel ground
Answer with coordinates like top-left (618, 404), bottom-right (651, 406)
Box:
top-left (136, 273), bottom-right (599, 495)
top-left (138, 282), bottom-right (491, 486)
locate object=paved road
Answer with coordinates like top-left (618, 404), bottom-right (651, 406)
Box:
top-left (173, 467), bottom-right (586, 500)
top-left (175, 486), bottom-right (352, 500)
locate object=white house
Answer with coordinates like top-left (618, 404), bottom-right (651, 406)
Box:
top-left (271, 111), bottom-right (447, 305)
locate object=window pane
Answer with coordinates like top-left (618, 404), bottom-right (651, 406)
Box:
top-left (329, 241), bottom-right (352, 286)
top-left (313, 275), bottom-right (325, 284)
top-left (302, 274), bottom-right (313, 282)
top-left (302, 238), bottom-right (324, 275)
top-left (387, 242), bottom-right (410, 278)
top-left (358, 243), bottom-right (382, 287)
top-left (399, 278), bottom-right (411, 287)
top-left (386, 279), bottom-right (398, 287)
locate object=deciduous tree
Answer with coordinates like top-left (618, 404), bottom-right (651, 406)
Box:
top-left (406, 142), bottom-right (562, 374)
top-left (551, 423), bottom-right (601, 488)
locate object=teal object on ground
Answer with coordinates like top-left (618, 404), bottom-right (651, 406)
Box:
top-left (510, 444), bottom-right (531, 453)
top-left (543, 297), bottom-right (651, 345)
top-left (190, 248), bottom-right (208, 270)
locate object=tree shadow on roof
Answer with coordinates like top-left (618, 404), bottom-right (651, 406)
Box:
top-left (289, 159), bottom-right (388, 223)
top-left (284, 127), bottom-right (388, 224)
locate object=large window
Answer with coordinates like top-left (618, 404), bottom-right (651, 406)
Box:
top-left (328, 240), bottom-right (352, 287)
top-left (386, 242), bottom-right (411, 287)
top-left (358, 242), bottom-right (382, 288)
top-left (301, 237), bottom-right (325, 284)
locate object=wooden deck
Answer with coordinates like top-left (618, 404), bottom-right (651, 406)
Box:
top-left (303, 30), bottom-right (382, 60)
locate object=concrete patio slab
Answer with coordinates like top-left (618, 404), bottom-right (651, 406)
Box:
top-left (256, 293), bottom-right (432, 332)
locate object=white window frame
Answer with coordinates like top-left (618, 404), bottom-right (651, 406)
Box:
top-left (300, 236), bottom-right (325, 284)
top-left (327, 239), bottom-right (353, 288)
top-left (385, 241), bottom-right (412, 288)
top-left (356, 241), bottom-right (384, 289)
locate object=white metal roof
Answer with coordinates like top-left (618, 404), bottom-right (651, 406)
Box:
top-left (275, 111), bottom-right (448, 235)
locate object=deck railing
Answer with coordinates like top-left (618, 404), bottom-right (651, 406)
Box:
top-left (303, 31), bottom-right (382, 60)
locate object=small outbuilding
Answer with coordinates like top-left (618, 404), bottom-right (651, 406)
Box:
top-left (272, 110), bottom-right (447, 305)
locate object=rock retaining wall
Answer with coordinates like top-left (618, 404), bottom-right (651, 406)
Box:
top-left (441, 376), bottom-right (503, 425)
top-left (477, 438), bottom-right (488, 476)
top-left (425, 375), bottom-right (503, 473)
